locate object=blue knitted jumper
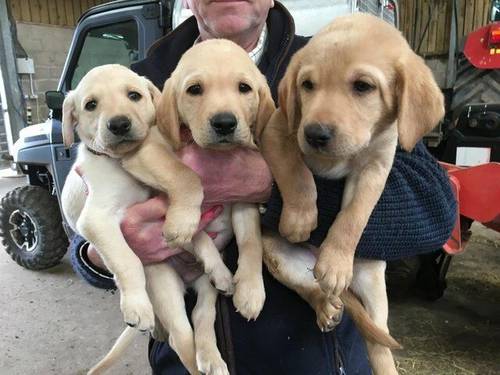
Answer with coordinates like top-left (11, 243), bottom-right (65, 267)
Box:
top-left (261, 142), bottom-right (457, 260)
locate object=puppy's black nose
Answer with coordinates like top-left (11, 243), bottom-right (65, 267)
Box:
top-left (210, 112), bottom-right (237, 136)
top-left (107, 116), bottom-right (131, 136)
top-left (304, 124), bottom-right (332, 148)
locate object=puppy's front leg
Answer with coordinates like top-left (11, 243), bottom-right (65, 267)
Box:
top-left (260, 110), bottom-right (317, 243)
top-left (122, 128), bottom-right (203, 248)
top-left (145, 263), bottom-right (199, 375)
top-left (185, 231), bottom-right (234, 296)
top-left (231, 203), bottom-right (266, 320)
top-left (262, 231), bottom-right (343, 332)
top-left (192, 275), bottom-right (229, 375)
top-left (78, 205), bottom-right (154, 331)
top-left (314, 159), bottom-right (394, 297)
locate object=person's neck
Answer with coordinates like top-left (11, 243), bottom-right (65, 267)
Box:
top-left (199, 25), bottom-right (264, 52)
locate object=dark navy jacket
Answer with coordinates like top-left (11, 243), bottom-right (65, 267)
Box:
top-left (131, 3), bottom-right (456, 374)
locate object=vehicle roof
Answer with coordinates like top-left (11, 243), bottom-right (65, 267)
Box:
top-left (78, 0), bottom-right (159, 23)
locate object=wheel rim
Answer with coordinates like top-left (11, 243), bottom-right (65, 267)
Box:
top-left (8, 209), bottom-right (38, 252)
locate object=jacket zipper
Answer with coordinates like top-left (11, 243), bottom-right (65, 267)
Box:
top-left (333, 333), bottom-right (347, 375)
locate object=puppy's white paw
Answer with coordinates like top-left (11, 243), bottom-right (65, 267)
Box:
top-left (313, 293), bottom-right (343, 332)
top-left (163, 206), bottom-right (200, 248)
top-left (313, 250), bottom-right (354, 297)
top-left (120, 291), bottom-right (155, 332)
top-left (233, 272), bottom-right (265, 321)
top-left (208, 264), bottom-right (234, 296)
top-left (279, 203), bottom-right (317, 243)
top-left (196, 349), bottom-right (229, 375)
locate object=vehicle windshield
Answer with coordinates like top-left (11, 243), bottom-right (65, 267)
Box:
top-left (70, 20), bottom-right (139, 89)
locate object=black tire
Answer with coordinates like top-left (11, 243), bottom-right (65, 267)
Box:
top-left (414, 250), bottom-right (451, 301)
top-left (450, 53), bottom-right (500, 119)
top-left (69, 234), bottom-right (116, 290)
top-left (386, 257), bottom-right (421, 299)
top-left (386, 251), bottom-right (451, 301)
top-left (0, 185), bottom-right (68, 270)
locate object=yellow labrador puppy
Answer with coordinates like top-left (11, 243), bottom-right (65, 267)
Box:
top-left (260, 13), bottom-right (444, 375)
top-left (81, 40), bottom-right (275, 375)
top-left (61, 64), bottom-right (162, 336)
top-left (152, 39), bottom-right (275, 322)
top-left (60, 64), bottom-right (208, 374)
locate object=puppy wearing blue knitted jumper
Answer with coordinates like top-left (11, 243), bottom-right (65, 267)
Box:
top-left (259, 14), bottom-right (444, 375)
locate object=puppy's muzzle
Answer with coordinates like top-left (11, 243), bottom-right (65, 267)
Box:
top-left (304, 123), bottom-right (333, 149)
top-left (107, 115), bottom-right (132, 136)
top-left (210, 112), bottom-right (237, 136)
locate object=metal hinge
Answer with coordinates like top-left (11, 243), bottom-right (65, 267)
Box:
top-left (142, 3), bottom-right (160, 19)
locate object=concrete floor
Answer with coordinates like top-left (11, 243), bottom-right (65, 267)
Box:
top-left (391, 223), bottom-right (500, 374)
top-left (0, 174), bottom-right (499, 375)
top-left (0, 176), bottom-right (149, 375)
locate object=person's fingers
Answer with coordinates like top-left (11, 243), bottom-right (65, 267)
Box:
top-left (121, 196), bottom-right (168, 237)
top-left (207, 232), bottom-right (218, 239)
top-left (199, 205), bottom-right (223, 230)
top-left (127, 221), bottom-right (170, 258)
top-left (122, 198), bottom-right (224, 264)
top-left (141, 246), bottom-right (185, 264)
top-left (179, 145), bottom-right (273, 204)
top-left (127, 195), bottom-right (169, 223)
top-left (86, 244), bottom-right (107, 269)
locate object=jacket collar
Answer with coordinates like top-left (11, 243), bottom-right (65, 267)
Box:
top-left (131, 1), bottom-right (296, 93)
top-left (259, 1), bottom-right (295, 91)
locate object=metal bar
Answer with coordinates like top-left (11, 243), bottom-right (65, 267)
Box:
top-left (445, 0), bottom-right (459, 89)
top-left (0, 0), bottom-right (25, 152)
top-left (0, 66), bottom-right (14, 156)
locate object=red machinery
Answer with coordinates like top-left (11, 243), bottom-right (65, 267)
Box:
top-left (463, 22), bottom-right (500, 70)
top-left (442, 162), bottom-right (500, 255)
top-left (413, 1), bottom-right (500, 300)
top-left (411, 162), bottom-right (500, 301)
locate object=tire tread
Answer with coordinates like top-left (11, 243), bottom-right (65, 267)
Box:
top-left (0, 185), bottom-right (68, 270)
top-left (451, 54), bottom-right (500, 119)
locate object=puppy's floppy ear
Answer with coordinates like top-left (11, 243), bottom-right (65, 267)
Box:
top-left (278, 49), bottom-right (302, 135)
top-left (156, 77), bottom-right (182, 150)
top-left (254, 77), bottom-right (276, 141)
top-left (144, 78), bottom-right (161, 108)
top-left (396, 50), bottom-right (444, 151)
top-left (62, 91), bottom-right (77, 149)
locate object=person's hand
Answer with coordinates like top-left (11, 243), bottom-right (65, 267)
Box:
top-left (178, 143), bottom-right (273, 204)
top-left (86, 145), bottom-right (272, 267)
top-left (120, 196), bottom-right (223, 264)
top-left (87, 199), bottom-right (223, 269)
top-left (117, 145), bottom-right (272, 265)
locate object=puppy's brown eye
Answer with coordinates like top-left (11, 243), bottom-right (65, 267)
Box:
top-left (85, 100), bottom-right (97, 111)
top-left (187, 84), bottom-right (203, 96)
top-left (302, 79), bottom-right (314, 91)
top-left (239, 82), bottom-right (252, 93)
top-left (128, 91), bottom-right (142, 101)
top-left (353, 80), bottom-right (375, 94)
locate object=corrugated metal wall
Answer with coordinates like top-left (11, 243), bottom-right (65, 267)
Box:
top-left (7, 1), bottom-right (496, 55)
top-left (399, 0), bottom-right (493, 56)
top-left (8, 0), bottom-right (108, 27)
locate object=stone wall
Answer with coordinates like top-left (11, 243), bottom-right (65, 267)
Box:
top-left (15, 22), bottom-right (74, 124)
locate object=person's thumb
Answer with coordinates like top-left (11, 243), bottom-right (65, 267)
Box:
top-left (198, 205), bottom-right (223, 230)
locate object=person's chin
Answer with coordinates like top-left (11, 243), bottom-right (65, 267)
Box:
top-left (212, 16), bottom-right (252, 36)
top-left (210, 0), bottom-right (249, 7)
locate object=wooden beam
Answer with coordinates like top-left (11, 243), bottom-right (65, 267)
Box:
top-left (29, 0), bottom-right (41, 23)
top-left (8, 1), bottom-right (22, 21)
top-left (20, 0), bottom-right (31, 22)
